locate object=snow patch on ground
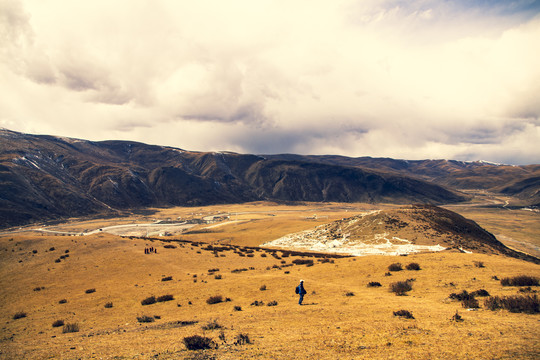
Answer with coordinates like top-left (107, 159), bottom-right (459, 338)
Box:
top-left (263, 216), bottom-right (447, 256)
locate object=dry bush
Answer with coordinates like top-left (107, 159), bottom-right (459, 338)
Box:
top-left (157, 294), bottom-right (174, 302)
top-left (449, 290), bottom-right (473, 301)
top-left (233, 305), bottom-right (242, 311)
top-left (206, 295), bottom-right (223, 305)
top-left (13, 311), bottom-right (27, 320)
top-left (267, 300), bottom-right (278, 306)
top-left (406, 262), bottom-right (421, 271)
top-left (462, 297), bottom-right (479, 309)
top-left (163, 244), bottom-right (176, 249)
top-left (393, 310), bottom-right (414, 319)
top-left (104, 302), bottom-right (113, 308)
top-left (367, 281), bottom-right (382, 287)
top-left (471, 289), bottom-right (490, 297)
top-left (52, 320), bottom-right (64, 328)
top-left (484, 295), bottom-right (539, 314)
top-left (183, 335), bottom-right (217, 350)
top-left (344, 291), bottom-right (355, 297)
top-left (500, 275), bottom-right (539, 287)
top-left (202, 319), bottom-right (223, 330)
top-left (292, 259), bottom-right (314, 266)
top-left (234, 333), bottom-right (251, 345)
top-left (388, 263), bottom-right (403, 272)
top-left (141, 296), bottom-right (157, 305)
top-left (58, 299), bottom-right (67, 304)
top-left (62, 323), bottom-right (79, 333)
top-left (137, 315), bottom-right (155, 323)
top-left (260, 285), bottom-right (267, 291)
top-left (214, 274), bottom-right (222, 280)
top-left (85, 288), bottom-right (96, 294)
top-left (161, 276), bottom-right (173, 282)
top-left (250, 300), bottom-right (264, 306)
top-left (473, 261), bottom-right (485, 268)
top-left (390, 281), bottom-right (412, 296)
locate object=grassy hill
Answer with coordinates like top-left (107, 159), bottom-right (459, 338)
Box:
top-left (1, 204), bottom-right (539, 359)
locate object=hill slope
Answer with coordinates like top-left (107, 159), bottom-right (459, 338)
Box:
top-left (264, 205), bottom-right (539, 263)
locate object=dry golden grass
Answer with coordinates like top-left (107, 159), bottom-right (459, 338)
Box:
top-left (1, 202), bottom-right (539, 359)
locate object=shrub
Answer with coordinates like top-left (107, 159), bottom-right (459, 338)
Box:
top-left (384, 272), bottom-right (392, 276)
top-left (208, 268), bottom-right (220, 273)
top-left (85, 288), bottom-right (96, 294)
top-left (344, 292), bottom-right (355, 297)
top-left (52, 320), bottom-right (64, 328)
top-left (406, 263), bottom-right (421, 271)
top-left (163, 244), bottom-right (176, 249)
top-left (267, 300), bottom-right (278, 306)
top-left (292, 259), bottom-right (314, 266)
top-left (462, 297), bottom-right (479, 309)
top-left (471, 289), bottom-right (490, 297)
top-left (388, 263), bottom-right (403, 272)
top-left (393, 310), bottom-right (414, 319)
top-left (202, 319), bottom-right (222, 330)
top-left (390, 281), bottom-right (412, 296)
top-left (449, 290), bottom-right (473, 301)
top-left (206, 295), bottom-right (223, 305)
top-left (141, 296), bottom-right (157, 305)
top-left (62, 323), bottom-right (79, 333)
top-left (59, 299), bottom-right (67, 304)
top-left (161, 276), bottom-right (173, 282)
top-left (484, 295), bottom-right (539, 314)
top-left (519, 287), bottom-right (537, 293)
top-left (137, 315), bottom-right (155, 323)
top-left (473, 261), bottom-right (484, 268)
top-left (157, 294), bottom-right (174, 302)
top-left (233, 305), bottom-right (242, 311)
top-left (367, 282), bottom-right (382, 287)
top-left (250, 300), bottom-right (264, 306)
top-left (214, 274), bottom-right (222, 280)
top-left (451, 311), bottom-right (463, 322)
top-left (13, 311), bottom-right (27, 320)
top-left (104, 302), bottom-right (113, 308)
top-left (260, 285), bottom-right (267, 291)
top-left (501, 275), bottom-right (539, 287)
top-left (183, 335), bottom-right (217, 350)
top-left (234, 333), bottom-right (251, 345)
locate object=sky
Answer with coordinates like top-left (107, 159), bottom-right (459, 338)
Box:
top-left (1, 0), bottom-right (539, 165)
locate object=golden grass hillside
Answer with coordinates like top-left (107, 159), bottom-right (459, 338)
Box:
top-left (1, 226), bottom-right (539, 359)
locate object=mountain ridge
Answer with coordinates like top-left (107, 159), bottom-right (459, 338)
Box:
top-left (2, 129), bottom-right (537, 228)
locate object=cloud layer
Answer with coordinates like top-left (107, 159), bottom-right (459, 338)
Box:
top-left (1, 0), bottom-right (539, 164)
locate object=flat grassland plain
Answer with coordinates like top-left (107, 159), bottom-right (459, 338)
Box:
top-left (1, 201), bottom-right (539, 359)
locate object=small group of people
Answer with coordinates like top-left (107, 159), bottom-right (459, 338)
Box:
top-left (144, 247), bottom-right (157, 254)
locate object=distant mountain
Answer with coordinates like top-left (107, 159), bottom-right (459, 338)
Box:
top-left (266, 154), bottom-right (540, 204)
top-left (264, 204), bottom-right (540, 263)
top-left (0, 129), bottom-right (471, 228)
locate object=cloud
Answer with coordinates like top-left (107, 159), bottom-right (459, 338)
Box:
top-left (0, 0), bottom-right (539, 164)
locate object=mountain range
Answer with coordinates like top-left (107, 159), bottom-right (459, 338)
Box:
top-left (1, 129), bottom-right (538, 228)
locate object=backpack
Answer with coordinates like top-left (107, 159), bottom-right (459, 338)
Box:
top-left (295, 286), bottom-right (299, 294)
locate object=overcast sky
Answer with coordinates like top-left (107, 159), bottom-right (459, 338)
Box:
top-left (1, 0), bottom-right (539, 164)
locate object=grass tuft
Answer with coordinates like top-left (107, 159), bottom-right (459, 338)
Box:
top-left (393, 310), bottom-right (414, 319)
top-left (406, 262), bottom-right (421, 270)
top-left (13, 311), bottom-right (27, 320)
top-left (52, 320), bottom-right (64, 328)
top-left (62, 323), bottom-right (79, 333)
top-left (202, 319), bottom-right (223, 330)
top-left (388, 263), bottom-right (403, 272)
top-left (137, 315), bottom-right (155, 323)
top-left (367, 281), bottom-right (382, 287)
top-left (141, 296), bottom-right (157, 305)
top-left (206, 295), bottom-right (223, 305)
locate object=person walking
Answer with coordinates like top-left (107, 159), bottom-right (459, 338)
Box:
top-left (296, 280), bottom-right (307, 305)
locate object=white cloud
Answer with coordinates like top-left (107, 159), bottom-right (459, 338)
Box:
top-left (0, 0), bottom-right (539, 164)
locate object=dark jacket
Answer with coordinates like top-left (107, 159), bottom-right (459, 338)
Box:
top-left (297, 283), bottom-right (306, 295)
